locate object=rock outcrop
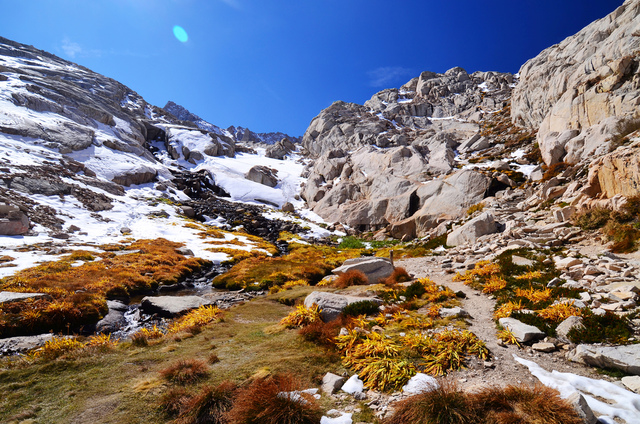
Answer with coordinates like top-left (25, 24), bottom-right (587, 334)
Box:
top-left (300, 67), bottom-right (513, 238)
top-left (0, 203), bottom-right (29, 235)
top-left (512, 0), bottom-right (640, 166)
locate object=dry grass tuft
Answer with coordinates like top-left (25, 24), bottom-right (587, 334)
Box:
top-left (334, 269), bottom-right (369, 288)
top-left (160, 359), bottom-right (210, 385)
top-left (384, 382), bottom-right (583, 424)
top-left (225, 373), bottom-right (322, 424)
top-left (383, 267), bottom-right (411, 286)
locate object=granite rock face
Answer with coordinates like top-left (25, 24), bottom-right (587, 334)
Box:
top-left (512, 0), bottom-right (640, 166)
top-left (299, 67), bottom-right (512, 238)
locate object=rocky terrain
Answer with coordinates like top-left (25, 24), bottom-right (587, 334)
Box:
top-left (1, 1), bottom-right (640, 423)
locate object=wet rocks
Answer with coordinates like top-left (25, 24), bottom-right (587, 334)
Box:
top-left (140, 295), bottom-right (215, 318)
top-left (95, 300), bottom-right (128, 333)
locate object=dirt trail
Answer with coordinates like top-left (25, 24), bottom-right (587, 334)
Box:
top-left (396, 257), bottom-right (610, 390)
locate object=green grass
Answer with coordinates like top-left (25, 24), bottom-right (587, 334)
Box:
top-left (0, 297), bottom-right (342, 423)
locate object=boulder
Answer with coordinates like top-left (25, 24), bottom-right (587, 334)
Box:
top-left (0, 334), bottom-right (57, 355)
top-left (111, 165), bottom-right (158, 187)
top-left (0, 204), bottom-right (30, 235)
top-left (498, 317), bottom-right (545, 343)
top-left (303, 291), bottom-right (383, 322)
top-left (95, 300), bottom-right (128, 333)
top-left (322, 373), bottom-right (346, 395)
top-left (140, 295), bottom-right (214, 318)
top-left (555, 316), bottom-right (585, 343)
top-left (0, 291), bottom-right (48, 303)
top-left (245, 165), bottom-right (278, 187)
top-left (567, 344), bottom-right (640, 375)
top-left (621, 376), bottom-right (640, 393)
top-left (590, 139), bottom-right (640, 198)
top-left (266, 138), bottom-right (296, 160)
top-left (282, 202), bottom-right (295, 213)
top-left (332, 257), bottom-right (394, 284)
top-left (446, 212), bottom-right (498, 247)
top-left (531, 342), bottom-right (556, 353)
top-left (438, 307), bottom-right (470, 318)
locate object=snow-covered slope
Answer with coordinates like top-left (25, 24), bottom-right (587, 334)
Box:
top-left (0, 36), bottom-right (332, 279)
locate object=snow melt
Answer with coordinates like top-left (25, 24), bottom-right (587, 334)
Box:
top-left (514, 355), bottom-right (640, 423)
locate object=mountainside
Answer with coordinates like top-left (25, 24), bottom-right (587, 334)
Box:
top-left (163, 100), bottom-right (301, 145)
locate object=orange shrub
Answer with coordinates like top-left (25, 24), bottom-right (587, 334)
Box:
top-left (334, 270), bottom-right (368, 288)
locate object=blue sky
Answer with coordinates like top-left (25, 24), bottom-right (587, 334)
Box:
top-left (0, 0), bottom-right (624, 136)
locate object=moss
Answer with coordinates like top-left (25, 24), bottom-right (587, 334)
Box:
top-left (568, 311), bottom-right (632, 344)
top-left (341, 301), bottom-right (380, 317)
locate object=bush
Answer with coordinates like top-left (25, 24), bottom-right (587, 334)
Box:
top-left (574, 207), bottom-right (611, 230)
top-left (384, 383), bottom-right (584, 424)
top-left (568, 311), bottom-right (632, 344)
top-left (280, 304), bottom-right (322, 328)
top-left (298, 316), bottom-right (347, 347)
top-left (403, 281), bottom-right (426, 299)
top-left (185, 382), bottom-right (238, 424)
top-left (334, 270), bottom-right (368, 288)
top-left (338, 236), bottom-right (366, 249)
top-left (225, 373), bottom-right (322, 424)
top-left (341, 300), bottom-right (380, 317)
top-left (384, 267), bottom-right (411, 286)
top-left (383, 380), bottom-right (476, 424)
top-left (466, 202), bottom-right (485, 215)
top-left (160, 359), bottom-right (210, 385)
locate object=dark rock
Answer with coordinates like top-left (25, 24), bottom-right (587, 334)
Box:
top-left (0, 203), bottom-right (30, 235)
top-left (245, 165), bottom-right (278, 187)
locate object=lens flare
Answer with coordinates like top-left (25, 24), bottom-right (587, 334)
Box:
top-left (173, 25), bottom-right (189, 43)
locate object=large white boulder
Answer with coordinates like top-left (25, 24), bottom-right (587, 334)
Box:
top-left (446, 212), bottom-right (498, 247)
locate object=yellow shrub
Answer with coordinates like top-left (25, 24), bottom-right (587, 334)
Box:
top-left (515, 271), bottom-right (542, 280)
top-left (537, 302), bottom-right (581, 321)
top-left (514, 287), bottom-right (552, 303)
top-left (482, 276), bottom-right (507, 294)
top-left (493, 300), bottom-right (525, 320)
top-left (168, 306), bottom-right (223, 334)
top-left (279, 304), bottom-right (321, 328)
top-left (29, 336), bottom-right (85, 360)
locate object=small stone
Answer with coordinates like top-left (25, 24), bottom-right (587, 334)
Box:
top-left (621, 376), bottom-right (640, 393)
top-left (532, 342), bottom-right (556, 353)
top-left (322, 373), bottom-right (346, 395)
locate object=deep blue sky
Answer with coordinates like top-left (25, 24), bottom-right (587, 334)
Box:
top-left (0, 0), bottom-right (624, 136)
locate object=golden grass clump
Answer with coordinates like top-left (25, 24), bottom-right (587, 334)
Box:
top-left (536, 302), bottom-right (582, 322)
top-left (514, 287), bottom-right (552, 304)
top-left (482, 276), bottom-right (507, 294)
top-left (28, 333), bottom-right (119, 361)
top-left (493, 300), bottom-right (525, 320)
top-left (383, 267), bottom-right (411, 286)
top-left (131, 325), bottom-right (165, 346)
top-left (466, 202), bottom-right (485, 215)
top-left (280, 304), bottom-right (322, 329)
top-left (168, 305), bottom-right (223, 334)
top-left (497, 328), bottom-right (521, 348)
top-left (0, 238), bottom-right (209, 338)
